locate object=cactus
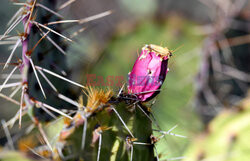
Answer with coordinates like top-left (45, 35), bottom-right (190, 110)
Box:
top-left (0, 1), bottom-right (187, 161)
top-left (51, 87), bottom-right (155, 161)
top-left (27, 0), bottom-right (74, 121)
top-left (183, 94), bottom-right (250, 161)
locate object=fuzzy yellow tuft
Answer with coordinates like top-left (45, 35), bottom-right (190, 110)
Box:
top-left (63, 117), bottom-right (72, 126)
top-left (84, 87), bottom-right (113, 113)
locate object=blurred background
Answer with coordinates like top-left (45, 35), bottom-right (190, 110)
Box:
top-left (0, 0), bottom-right (249, 160)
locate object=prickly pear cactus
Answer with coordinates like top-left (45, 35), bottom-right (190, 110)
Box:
top-left (0, 1), bottom-right (179, 161)
top-left (49, 87), bottom-right (155, 161)
top-left (49, 44), bottom-right (173, 161)
top-left (183, 93), bottom-right (250, 161)
top-left (27, 0), bottom-right (74, 121)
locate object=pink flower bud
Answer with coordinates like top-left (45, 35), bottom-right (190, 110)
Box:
top-left (128, 44), bottom-right (171, 102)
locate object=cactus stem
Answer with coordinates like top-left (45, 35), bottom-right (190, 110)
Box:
top-left (135, 106), bottom-right (167, 138)
top-left (136, 104), bottom-right (155, 124)
top-left (126, 137), bottom-right (153, 161)
top-left (111, 106), bottom-right (135, 138)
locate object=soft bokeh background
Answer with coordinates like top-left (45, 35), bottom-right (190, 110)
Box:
top-left (0, 0), bottom-right (249, 160)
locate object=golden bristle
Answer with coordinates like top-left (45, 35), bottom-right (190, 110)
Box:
top-left (78, 95), bottom-right (84, 107)
top-left (100, 125), bottom-right (112, 131)
top-left (84, 87), bottom-right (113, 113)
top-left (63, 117), bottom-right (72, 126)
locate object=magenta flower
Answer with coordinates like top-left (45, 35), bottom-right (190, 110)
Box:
top-left (128, 44), bottom-right (172, 102)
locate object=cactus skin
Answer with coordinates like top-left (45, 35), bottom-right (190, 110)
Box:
top-left (183, 95), bottom-right (250, 161)
top-left (52, 88), bottom-right (155, 161)
top-left (26, 0), bottom-right (75, 121)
